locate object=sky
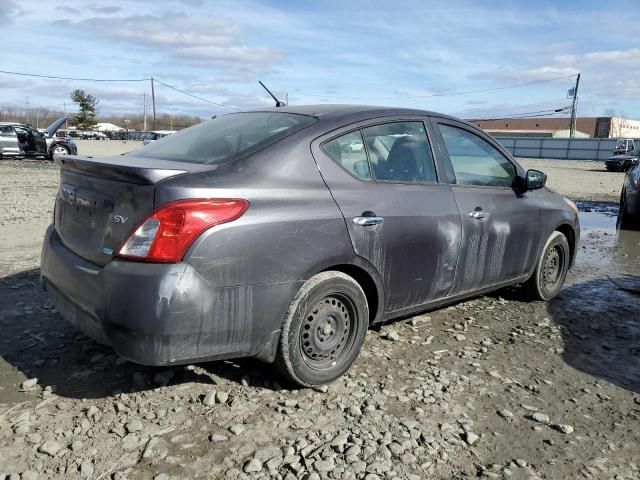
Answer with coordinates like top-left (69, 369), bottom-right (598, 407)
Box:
top-left (1, 0), bottom-right (640, 121)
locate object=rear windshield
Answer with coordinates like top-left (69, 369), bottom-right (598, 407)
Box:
top-left (129, 112), bottom-right (317, 164)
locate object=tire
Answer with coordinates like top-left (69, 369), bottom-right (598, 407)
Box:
top-left (275, 271), bottom-right (369, 387)
top-left (618, 189), bottom-right (639, 228)
top-left (523, 231), bottom-right (570, 301)
top-left (50, 144), bottom-right (70, 159)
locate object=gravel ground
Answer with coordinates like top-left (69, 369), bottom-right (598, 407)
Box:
top-left (0, 155), bottom-right (639, 480)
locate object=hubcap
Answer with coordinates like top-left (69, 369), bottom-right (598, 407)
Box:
top-left (300, 295), bottom-right (354, 368)
top-left (542, 245), bottom-right (563, 290)
top-left (54, 146), bottom-right (67, 155)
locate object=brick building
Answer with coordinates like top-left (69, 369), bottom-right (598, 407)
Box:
top-left (469, 116), bottom-right (640, 138)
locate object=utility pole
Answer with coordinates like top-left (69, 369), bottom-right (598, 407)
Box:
top-left (143, 93), bottom-right (147, 131)
top-left (569, 73), bottom-right (581, 138)
top-left (150, 77), bottom-right (157, 130)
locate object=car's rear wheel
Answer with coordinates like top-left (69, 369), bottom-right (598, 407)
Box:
top-left (523, 231), bottom-right (570, 301)
top-left (618, 188), bottom-right (638, 227)
top-left (275, 271), bottom-right (368, 387)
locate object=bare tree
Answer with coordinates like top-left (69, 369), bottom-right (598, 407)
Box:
top-left (604, 109), bottom-right (628, 137)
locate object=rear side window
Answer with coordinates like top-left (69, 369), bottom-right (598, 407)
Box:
top-left (438, 124), bottom-right (516, 187)
top-left (363, 122), bottom-right (437, 183)
top-left (131, 112), bottom-right (317, 164)
top-left (322, 130), bottom-right (371, 180)
top-left (0, 126), bottom-right (14, 135)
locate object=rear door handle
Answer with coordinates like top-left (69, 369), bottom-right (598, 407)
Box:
top-left (468, 210), bottom-right (489, 220)
top-left (353, 216), bottom-right (384, 226)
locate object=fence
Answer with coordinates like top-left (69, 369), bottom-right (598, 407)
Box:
top-left (493, 137), bottom-right (639, 161)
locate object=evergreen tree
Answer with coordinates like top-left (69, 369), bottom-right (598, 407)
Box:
top-left (69, 89), bottom-right (99, 129)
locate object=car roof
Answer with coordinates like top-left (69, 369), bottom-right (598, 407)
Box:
top-left (245, 104), bottom-right (460, 123)
top-left (0, 122), bottom-right (22, 126)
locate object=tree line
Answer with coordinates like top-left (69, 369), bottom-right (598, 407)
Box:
top-left (0, 89), bottom-right (203, 131)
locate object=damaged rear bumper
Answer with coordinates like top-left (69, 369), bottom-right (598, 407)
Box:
top-left (40, 225), bottom-right (298, 365)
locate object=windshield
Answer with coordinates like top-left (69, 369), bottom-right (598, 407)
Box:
top-left (130, 112), bottom-right (317, 164)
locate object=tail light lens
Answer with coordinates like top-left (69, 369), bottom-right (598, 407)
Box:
top-left (117, 199), bottom-right (249, 263)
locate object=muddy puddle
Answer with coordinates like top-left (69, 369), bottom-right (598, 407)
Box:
top-left (577, 201), bottom-right (640, 275)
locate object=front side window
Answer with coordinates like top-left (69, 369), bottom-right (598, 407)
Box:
top-left (131, 112), bottom-right (317, 164)
top-left (438, 124), bottom-right (516, 187)
top-left (362, 122), bottom-right (437, 183)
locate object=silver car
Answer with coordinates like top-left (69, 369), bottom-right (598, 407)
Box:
top-left (0, 117), bottom-right (78, 159)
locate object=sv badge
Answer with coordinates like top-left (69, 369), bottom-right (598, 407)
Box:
top-left (112, 215), bottom-right (129, 224)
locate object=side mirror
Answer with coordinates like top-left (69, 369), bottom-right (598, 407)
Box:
top-left (525, 169), bottom-right (546, 190)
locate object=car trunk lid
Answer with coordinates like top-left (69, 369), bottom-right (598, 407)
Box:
top-left (53, 155), bottom-right (213, 266)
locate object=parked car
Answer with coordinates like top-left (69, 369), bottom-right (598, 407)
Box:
top-left (142, 130), bottom-right (177, 145)
top-left (0, 117), bottom-right (77, 159)
top-left (40, 106), bottom-right (580, 387)
top-left (613, 138), bottom-right (636, 155)
top-left (618, 162), bottom-right (640, 226)
top-left (606, 148), bottom-right (640, 172)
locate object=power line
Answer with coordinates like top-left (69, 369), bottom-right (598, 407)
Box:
top-left (0, 69), bottom-right (241, 110)
top-left (301, 74), bottom-right (578, 101)
top-left (154, 79), bottom-right (241, 110)
top-left (0, 69), bottom-right (149, 82)
top-left (457, 98), bottom-right (569, 116)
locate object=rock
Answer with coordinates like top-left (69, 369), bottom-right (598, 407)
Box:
top-left (70, 440), bottom-right (84, 452)
top-left (243, 458), bottom-right (262, 473)
top-left (154, 474), bottom-right (170, 480)
top-left (313, 458), bottom-right (335, 472)
top-left (80, 461), bottom-right (94, 477)
top-left (384, 330), bottom-right (400, 342)
top-left (21, 472), bottom-right (38, 480)
top-left (215, 391), bottom-right (229, 404)
top-left (514, 459), bottom-right (527, 468)
top-left (37, 440), bottom-right (62, 457)
top-left (498, 409), bottom-right (514, 419)
top-left (202, 391), bottom-right (216, 407)
top-left (122, 433), bottom-right (140, 451)
top-left (21, 378), bottom-right (39, 390)
top-left (552, 424), bottom-right (574, 434)
top-left (529, 412), bottom-right (550, 425)
top-left (142, 437), bottom-right (169, 460)
top-left (463, 431), bottom-right (479, 446)
top-left (209, 434), bottom-right (228, 442)
top-left (348, 405), bottom-right (362, 417)
top-left (229, 424), bottom-right (245, 435)
top-left (125, 419), bottom-right (143, 433)
top-left (86, 406), bottom-right (99, 418)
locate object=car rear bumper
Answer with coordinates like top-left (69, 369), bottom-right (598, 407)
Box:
top-left (40, 225), bottom-right (298, 365)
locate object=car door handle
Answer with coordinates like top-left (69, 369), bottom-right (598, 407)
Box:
top-left (468, 210), bottom-right (489, 220)
top-left (353, 216), bottom-right (384, 226)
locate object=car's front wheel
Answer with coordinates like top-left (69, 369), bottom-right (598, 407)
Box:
top-left (275, 271), bottom-right (369, 387)
top-left (51, 144), bottom-right (70, 159)
top-left (523, 231), bottom-right (570, 301)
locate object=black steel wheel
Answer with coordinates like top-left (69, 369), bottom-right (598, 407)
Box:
top-left (275, 271), bottom-right (369, 387)
top-left (523, 231), bottom-right (570, 301)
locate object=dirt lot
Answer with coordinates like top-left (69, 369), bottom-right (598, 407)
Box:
top-left (1, 150), bottom-right (639, 480)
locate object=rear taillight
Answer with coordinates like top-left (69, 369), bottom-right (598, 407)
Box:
top-left (116, 199), bottom-right (249, 263)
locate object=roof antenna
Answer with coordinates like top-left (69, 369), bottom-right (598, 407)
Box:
top-left (259, 81), bottom-right (286, 107)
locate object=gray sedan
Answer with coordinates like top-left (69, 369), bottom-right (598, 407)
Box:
top-left (0, 117), bottom-right (77, 159)
top-left (40, 105), bottom-right (580, 386)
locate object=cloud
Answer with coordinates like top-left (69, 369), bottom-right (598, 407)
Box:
top-left (0, 0), bottom-right (25, 24)
top-left (56, 12), bottom-right (282, 80)
top-left (90, 5), bottom-right (122, 14)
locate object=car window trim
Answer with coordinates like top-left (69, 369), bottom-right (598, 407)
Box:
top-left (317, 117), bottom-right (442, 185)
top-left (429, 116), bottom-right (524, 190)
